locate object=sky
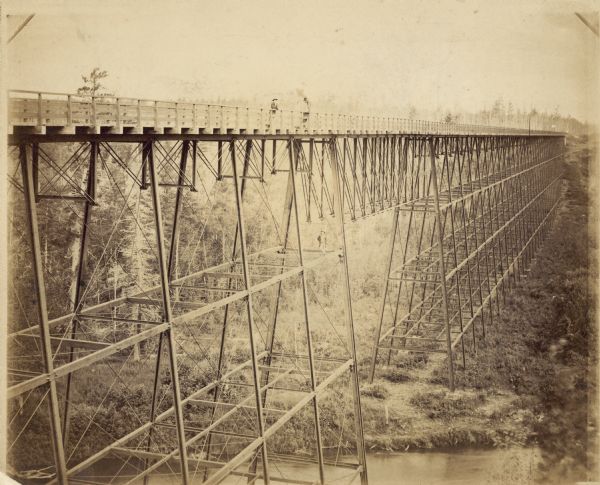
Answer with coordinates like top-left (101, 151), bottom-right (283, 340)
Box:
top-left (4, 0), bottom-right (600, 121)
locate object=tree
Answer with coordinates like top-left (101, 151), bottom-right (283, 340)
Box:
top-left (407, 105), bottom-right (418, 120)
top-left (491, 97), bottom-right (506, 124)
top-left (77, 67), bottom-right (111, 97)
top-left (507, 102), bottom-right (514, 121)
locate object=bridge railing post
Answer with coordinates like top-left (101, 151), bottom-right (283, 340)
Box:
top-left (91, 96), bottom-right (98, 132)
top-left (206, 104), bottom-right (212, 132)
top-left (115, 98), bottom-right (121, 132)
top-left (136, 99), bottom-right (141, 131)
top-left (66, 94), bottom-right (72, 128)
top-left (37, 92), bottom-right (43, 129)
top-left (153, 100), bottom-right (158, 130)
top-left (259, 107), bottom-right (264, 133)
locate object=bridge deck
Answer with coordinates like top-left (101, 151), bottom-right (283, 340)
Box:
top-left (9, 89), bottom-right (560, 137)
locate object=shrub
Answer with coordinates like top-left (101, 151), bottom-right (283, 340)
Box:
top-left (381, 368), bottom-right (412, 383)
top-left (360, 383), bottom-right (390, 399)
top-left (392, 352), bottom-right (429, 369)
top-left (410, 390), bottom-right (486, 420)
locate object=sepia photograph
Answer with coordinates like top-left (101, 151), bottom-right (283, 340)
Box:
top-left (0, 1), bottom-right (599, 484)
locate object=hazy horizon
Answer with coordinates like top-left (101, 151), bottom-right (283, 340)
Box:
top-left (5, 0), bottom-right (599, 122)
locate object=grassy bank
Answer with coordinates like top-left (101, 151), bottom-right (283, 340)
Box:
top-left (357, 136), bottom-right (597, 483)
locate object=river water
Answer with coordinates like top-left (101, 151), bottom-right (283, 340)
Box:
top-left (219, 447), bottom-right (541, 484)
top-left (139, 448), bottom-right (540, 485)
top-left (360, 448), bottom-right (540, 484)
top-left (82, 447), bottom-right (541, 484)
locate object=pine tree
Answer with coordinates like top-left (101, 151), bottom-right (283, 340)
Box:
top-left (77, 68), bottom-right (112, 97)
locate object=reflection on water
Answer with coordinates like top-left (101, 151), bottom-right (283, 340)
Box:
top-left (364, 448), bottom-right (540, 485)
top-left (220, 448), bottom-right (540, 484)
top-left (80, 448), bottom-right (540, 484)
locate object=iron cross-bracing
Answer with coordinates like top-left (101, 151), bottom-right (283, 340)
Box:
top-left (6, 90), bottom-right (565, 485)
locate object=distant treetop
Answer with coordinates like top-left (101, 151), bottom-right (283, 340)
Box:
top-left (77, 68), bottom-right (112, 97)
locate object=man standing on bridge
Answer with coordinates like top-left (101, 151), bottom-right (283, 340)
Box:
top-left (302, 96), bottom-right (311, 126)
top-left (267, 98), bottom-right (279, 130)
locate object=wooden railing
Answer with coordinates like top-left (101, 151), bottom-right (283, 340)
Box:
top-left (8, 89), bottom-right (563, 136)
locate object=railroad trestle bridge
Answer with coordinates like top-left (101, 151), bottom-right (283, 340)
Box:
top-left (6, 91), bottom-right (565, 485)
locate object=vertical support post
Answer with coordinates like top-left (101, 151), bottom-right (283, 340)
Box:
top-left (260, 139), bottom-right (266, 182)
top-left (191, 141), bottom-right (198, 192)
top-left (364, 138), bottom-right (370, 211)
top-left (147, 141), bottom-right (190, 484)
top-left (319, 140), bottom-right (326, 216)
top-left (62, 141), bottom-right (97, 446)
top-left (386, 208), bottom-right (415, 365)
top-left (352, 137), bottom-right (358, 215)
top-left (330, 138), bottom-right (368, 485)
top-left (217, 140), bottom-right (223, 180)
top-left (443, 138), bottom-right (467, 364)
top-left (20, 144), bottom-right (68, 484)
top-left (144, 331), bottom-right (164, 485)
top-left (467, 139), bottom-right (491, 335)
top-left (261, 160), bottom-right (294, 369)
top-left (205, 140), bottom-right (252, 480)
top-left (167, 141), bottom-right (190, 279)
top-left (428, 137), bottom-right (455, 391)
top-left (141, 141), bottom-right (149, 190)
top-left (289, 138), bottom-right (326, 484)
top-left (246, 142), bottom-right (294, 484)
top-left (307, 138), bottom-right (314, 222)
top-left (32, 143), bottom-right (39, 200)
top-left (369, 206), bottom-right (400, 382)
top-left (230, 139), bottom-right (271, 484)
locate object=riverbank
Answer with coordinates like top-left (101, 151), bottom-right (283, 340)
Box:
top-left (357, 136), bottom-right (597, 483)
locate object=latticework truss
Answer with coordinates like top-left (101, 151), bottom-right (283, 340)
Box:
top-left (7, 136), bottom-right (370, 485)
top-left (6, 127), bottom-right (564, 485)
top-left (368, 135), bottom-right (564, 389)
